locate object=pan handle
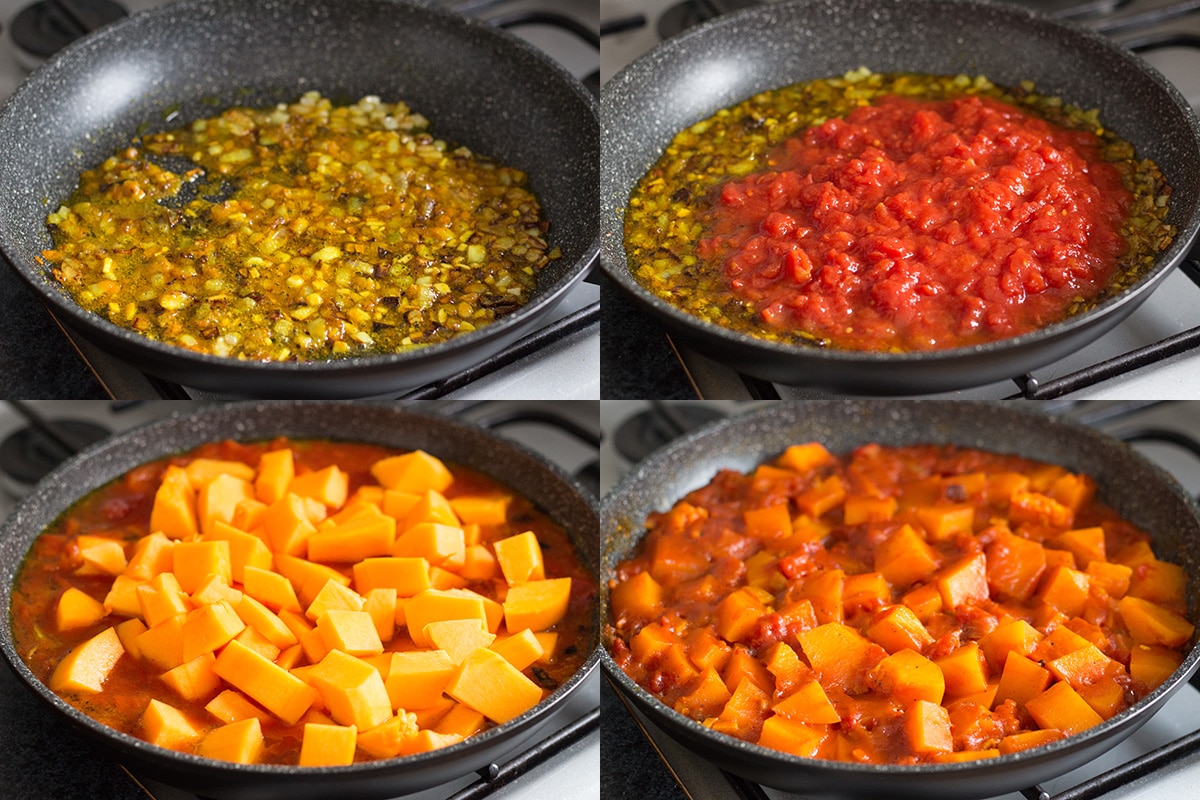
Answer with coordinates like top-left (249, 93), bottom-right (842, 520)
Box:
top-left (448, 1), bottom-right (600, 50)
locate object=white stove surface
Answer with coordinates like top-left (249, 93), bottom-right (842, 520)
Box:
top-left (599, 399), bottom-right (1200, 800)
top-left (599, 0), bottom-right (1200, 400)
top-left (0, 0), bottom-right (600, 400)
top-left (0, 399), bottom-right (600, 800)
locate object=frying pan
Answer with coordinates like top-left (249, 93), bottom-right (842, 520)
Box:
top-left (0, 0), bottom-right (598, 398)
top-left (601, 400), bottom-right (1200, 798)
top-left (0, 402), bottom-right (599, 800)
top-left (600, 0), bottom-right (1200, 394)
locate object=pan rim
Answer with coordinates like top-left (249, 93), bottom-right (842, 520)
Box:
top-left (0, 0), bottom-right (599, 385)
top-left (599, 399), bottom-right (1200, 789)
top-left (0, 400), bottom-right (600, 786)
top-left (599, 0), bottom-right (1200, 378)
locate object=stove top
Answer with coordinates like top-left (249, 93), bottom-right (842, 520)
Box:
top-left (599, 399), bottom-right (1200, 800)
top-left (0, 0), bottom-right (599, 400)
top-left (0, 399), bottom-right (601, 800)
top-left (599, 0), bottom-right (1200, 400)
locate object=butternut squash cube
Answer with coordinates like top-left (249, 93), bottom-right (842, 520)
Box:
top-left (205, 521), bottom-right (273, 584)
top-left (1086, 561), bottom-right (1132, 599)
top-left (425, 618), bottom-right (496, 665)
top-left (502, 578), bottom-right (572, 634)
top-left (150, 466), bottom-right (198, 540)
top-left (172, 539), bottom-right (232, 595)
top-left (385, 650), bottom-right (458, 710)
top-left (363, 587), bottom-right (397, 643)
top-left (772, 679), bottom-right (840, 724)
top-left (371, 450), bottom-right (454, 494)
top-left (1025, 680), bottom-right (1104, 735)
top-left (114, 617), bottom-right (147, 659)
top-left (124, 532), bottom-right (176, 581)
top-left (197, 473), bottom-right (253, 537)
top-left (392, 522), bottom-right (465, 565)
top-left (869, 649), bottom-right (945, 705)
top-left (262, 494), bottom-right (318, 557)
top-left (404, 588), bottom-right (489, 647)
top-left (448, 494), bottom-right (511, 526)
top-left (777, 442), bottom-right (834, 473)
top-left (1128, 559), bottom-right (1188, 607)
top-left (445, 647), bottom-right (543, 724)
top-left (255, 448), bottom-right (295, 505)
top-left (866, 605), bottom-right (933, 654)
top-left (992, 652), bottom-right (1052, 710)
top-left (205, 689), bottom-right (271, 724)
top-left (935, 642), bottom-right (989, 698)
top-left (182, 600), bottom-right (246, 661)
top-left (137, 571), bottom-right (192, 628)
top-left (458, 545), bottom-right (498, 581)
top-left (916, 504), bottom-right (974, 541)
top-left (489, 628), bottom-right (545, 671)
top-left (493, 531), bottom-right (546, 585)
top-left (306, 579), bottom-right (366, 621)
top-left (674, 667), bottom-right (732, 719)
top-left (307, 649), bottom-right (393, 730)
top-left (1130, 644), bottom-right (1185, 693)
top-left (1036, 566), bottom-right (1090, 618)
top-left (142, 698), bottom-right (203, 751)
top-left (1118, 596), bottom-right (1195, 648)
top-left (234, 625), bottom-right (282, 662)
top-left (49, 626), bottom-right (124, 693)
top-left (190, 574), bottom-right (244, 608)
top-left (184, 458), bottom-right (256, 488)
top-left (796, 623), bottom-right (878, 689)
top-left (135, 613), bottom-right (187, 670)
top-left (315, 609), bottom-right (384, 656)
top-left (743, 504), bottom-right (793, 540)
top-left (715, 586), bottom-right (771, 644)
top-left (161, 652), bottom-right (222, 702)
top-left (399, 490), bottom-right (461, 531)
top-left (757, 716), bottom-right (824, 757)
top-left (356, 712), bottom-right (419, 759)
top-left (904, 699), bottom-right (953, 753)
top-left (299, 723), bottom-right (357, 766)
top-left (435, 703), bottom-right (487, 738)
top-left (289, 465), bottom-right (349, 509)
top-left (213, 639), bottom-right (317, 725)
top-left (236, 595), bottom-right (298, 649)
top-left (197, 717), bottom-right (263, 764)
top-left (936, 553), bottom-right (988, 611)
top-left (875, 525), bottom-right (941, 589)
top-left (56, 587), bottom-right (107, 631)
top-left (309, 514), bottom-right (397, 563)
top-left (77, 539), bottom-right (127, 577)
top-left (396, 729), bottom-right (463, 755)
top-left (986, 532), bottom-right (1047, 602)
top-left (979, 619), bottom-right (1042, 671)
top-left (352, 557), bottom-right (431, 597)
top-left (274, 554), bottom-right (350, 606)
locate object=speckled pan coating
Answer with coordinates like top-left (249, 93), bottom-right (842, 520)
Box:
top-left (600, 0), bottom-right (1200, 394)
top-left (0, 0), bottom-right (598, 398)
top-left (601, 400), bottom-right (1200, 797)
top-left (0, 402), bottom-right (599, 799)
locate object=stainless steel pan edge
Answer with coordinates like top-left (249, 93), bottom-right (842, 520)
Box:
top-left (599, 0), bottom-right (1200, 394)
top-left (0, 401), bottom-right (600, 800)
top-left (600, 400), bottom-right (1200, 798)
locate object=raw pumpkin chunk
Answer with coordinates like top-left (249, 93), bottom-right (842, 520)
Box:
top-left (1025, 681), bottom-right (1103, 735)
top-left (385, 650), bottom-right (458, 710)
top-left (114, 617), bottom-right (148, 659)
top-left (363, 588), bottom-right (397, 642)
top-left (205, 521), bottom-right (273, 583)
top-left (235, 625), bottom-right (282, 662)
top-left (772, 680), bottom-right (840, 724)
top-left (1117, 596), bottom-right (1195, 648)
top-left (489, 628), bottom-right (545, 671)
top-left (316, 609), bottom-right (384, 656)
top-left (356, 712), bottom-right (419, 759)
top-left (135, 613), bottom-right (188, 670)
top-left (866, 605), bottom-right (934, 654)
top-left (49, 626), bottom-right (124, 693)
top-left (274, 554), bottom-right (351, 606)
top-left (397, 729), bottom-right (463, 755)
top-left (142, 699), bottom-right (203, 751)
top-left (150, 466), bottom-right (198, 540)
top-left (56, 587), bottom-right (107, 631)
top-left (493, 530), bottom-right (546, 584)
top-left (184, 458), bottom-right (256, 488)
top-left (307, 649), bottom-right (393, 730)
top-left (429, 565), bottom-right (469, 591)
top-left (104, 575), bottom-right (145, 618)
top-left (352, 557), bottom-right (430, 597)
top-left (449, 494), bottom-right (511, 526)
top-left (205, 689), bottom-right (271, 724)
top-left (275, 643), bottom-right (303, 670)
top-left (161, 652), bottom-right (222, 702)
top-left (411, 695), bottom-right (456, 729)
top-left (459, 545), bottom-right (499, 581)
top-left (874, 525), bottom-right (941, 589)
top-left (371, 450), bottom-right (454, 494)
top-left (904, 699), bottom-right (953, 753)
top-left (446, 647), bottom-right (543, 724)
top-left (137, 571), bottom-right (192, 627)
top-left (191, 574), bottom-right (245, 608)
top-left (77, 539), bottom-right (128, 577)
top-left (182, 600), bottom-right (246, 661)
top-left (299, 722), bottom-right (357, 767)
top-left (404, 589), bottom-right (489, 647)
top-left (320, 499), bottom-right (383, 530)
top-left (425, 619), bottom-right (496, 664)
top-left (196, 717), bottom-right (264, 764)
top-left (232, 498), bottom-right (269, 532)
top-left (382, 490), bottom-right (421, 521)
top-left (255, 448), bottom-right (295, 505)
top-left (236, 595), bottom-right (298, 649)
top-left (757, 716), bottom-right (824, 757)
top-left (307, 579), bottom-right (366, 621)
top-left (869, 650), bottom-right (945, 705)
top-left (262, 494), bottom-right (318, 557)
top-left (399, 490), bottom-right (461, 531)
top-left (308, 514), bottom-right (396, 562)
top-left (172, 539), bottom-right (232, 594)
top-left (124, 532), bottom-right (176, 581)
top-left (197, 473), bottom-right (253, 536)
top-left (289, 465), bottom-right (349, 509)
top-left (392, 522), bottom-right (464, 565)
top-left (502, 578), bottom-right (572, 633)
top-left (435, 703), bottom-right (487, 738)
top-left (242, 565), bottom-right (302, 612)
top-left (213, 639), bottom-right (318, 725)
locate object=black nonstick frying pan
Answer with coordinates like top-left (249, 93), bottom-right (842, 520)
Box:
top-left (0, 0), bottom-right (598, 398)
top-left (601, 400), bottom-right (1200, 798)
top-left (0, 402), bottom-right (599, 800)
top-left (600, 0), bottom-right (1200, 395)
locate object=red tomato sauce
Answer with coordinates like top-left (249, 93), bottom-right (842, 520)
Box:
top-left (697, 95), bottom-right (1133, 350)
